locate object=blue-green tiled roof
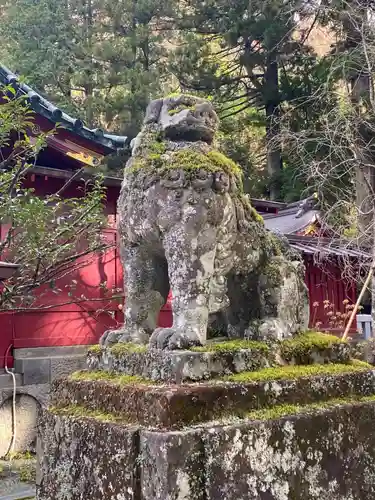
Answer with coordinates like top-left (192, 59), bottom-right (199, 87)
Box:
top-left (0, 64), bottom-right (130, 152)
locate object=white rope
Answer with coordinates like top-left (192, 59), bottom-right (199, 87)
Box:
top-left (4, 351), bottom-right (17, 457)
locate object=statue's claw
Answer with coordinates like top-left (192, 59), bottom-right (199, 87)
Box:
top-left (99, 329), bottom-right (123, 348)
top-left (100, 326), bottom-right (149, 348)
top-left (150, 327), bottom-right (201, 350)
top-left (149, 327), bottom-right (174, 349)
top-left (168, 331), bottom-right (201, 350)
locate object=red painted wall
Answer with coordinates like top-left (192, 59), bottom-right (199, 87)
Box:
top-left (0, 225), bottom-right (172, 367)
top-left (0, 174), bottom-right (172, 368)
top-left (305, 258), bottom-right (357, 331)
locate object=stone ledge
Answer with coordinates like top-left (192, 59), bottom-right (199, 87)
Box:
top-left (88, 332), bottom-right (351, 383)
top-left (14, 353), bottom-right (88, 385)
top-left (88, 347), bottom-right (273, 383)
top-left (37, 400), bottom-right (375, 499)
top-left (50, 367), bottom-right (375, 428)
top-left (14, 345), bottom-right (90, 359)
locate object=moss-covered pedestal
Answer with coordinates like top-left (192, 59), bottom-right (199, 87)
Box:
top-left (37, 333), bottom-right (375, 500)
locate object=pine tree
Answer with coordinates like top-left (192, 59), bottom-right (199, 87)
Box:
top-left (0, 0), bottom-right (175, 136)
top-left (170, 0), bottom-right (312, 200)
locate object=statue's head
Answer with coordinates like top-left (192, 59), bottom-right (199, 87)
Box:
top-left (144, 95), bottom-right (219, 143)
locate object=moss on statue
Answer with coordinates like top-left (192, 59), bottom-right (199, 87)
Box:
top-left (168, 104), bottom-right (196, 116)
top-left (70, 370), bottom-right (152, 385)
top-left (190, 331), bottom-right (345, 357)
top-left (281, 331), bottom-right (347, 363)
top-left (238, 194), bottom-right (264, 224)
top-left (191, 339), bottom-right (270, 353)
top-left (88, 344), bottom-right (102, 354)
top-left (221, 359), bottom-right (369, 384)
top-left (50, 404), bottom-right (129, 423)
top-left (110, 342), bottom-right (148, 355)
top-left (129, 147), bottom-right (244, 189)
top-left (244, 393), bottom-right (375, 421)
top-left (261, 260), bottom-right (284, 289)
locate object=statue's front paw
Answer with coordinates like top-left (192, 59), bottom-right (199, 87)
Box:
top-left (99, 329), bottom-right (123, 348)
top-left (149, 327), bottom-right (201, 350)
top-left (149, 327), bottom-right (175, 349)
top-left (168, 331), bottom-right (201, 350)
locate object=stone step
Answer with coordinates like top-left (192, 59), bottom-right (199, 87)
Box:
top-left (14, 354), bottom-right (87, 385)
top-left (0, 482), bottom-right (35, 500)
top-left (87, 332), bottom-right (351, 383)
top-left (38, 398), bottom-right (375, 500)
top-left (0, 372), bottom-right (23, 390)
top-left (51, 362), bottom-right (375, 428)
top-left (14, 345), bottom-right (90, 359)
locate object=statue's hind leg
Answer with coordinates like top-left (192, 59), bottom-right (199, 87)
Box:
top-left (100, 244), bottom-right (169, 347)
top-left (247, 256), bottom-right (309, 340)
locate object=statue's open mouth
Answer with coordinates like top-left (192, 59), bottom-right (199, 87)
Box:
top-left (164, 119), bottom-right (215, 143)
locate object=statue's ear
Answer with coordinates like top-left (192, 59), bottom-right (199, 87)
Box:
top-left (144, 98), bottom-right (163, 124)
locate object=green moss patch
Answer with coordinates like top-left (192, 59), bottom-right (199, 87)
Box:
top-left (245, 394), bottom-right (375, 421)
top-left (88, 344), bottom-right (102, 354)
top-left (280, 331), bottom-right (347, 363)
top-left (166, 150), bottom-right (242, 181)
top-left (239, 195), bottom-right (264, 224)
top-left (70, 370), bottom-right (153, 386)
top-left (222, 359), bottom-right (371, 384)
top-left (110, 342), bottom-right (148, 356)
top-left (149, 140), bottom-right (166, 155)
top-left (129, 148), bottom-right (244, 189)
top-left (50, 404), bottom-right (129, 423)
top-left (168, 104), bottom-right (195, 115)
top-left (191, 339), bottom-right (270, 353)
top-left (192, 331), bottom-right (345, 357)
top-left (206, 150), bottom-right (243, 180)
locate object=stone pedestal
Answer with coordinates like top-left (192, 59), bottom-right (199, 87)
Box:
top-left (36, 333), bottom-right (375, 499)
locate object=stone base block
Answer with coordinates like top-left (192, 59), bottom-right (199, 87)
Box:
top-left (88, 332), bottom-right (351, 383)
top-left (52, 367), bottom-right (375, 428)
top-left (37, 410), bottom-right (140, 500)
top-left (88, 346), bottom-right (273, 383)
top-left (203, 403), bottom-right (375, 499)
top-left (140, 429), bottom-right (204, 500)
top-left (37, 401), bottom-right (375, 500)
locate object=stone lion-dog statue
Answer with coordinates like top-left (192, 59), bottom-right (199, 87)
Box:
top-left (100, 95), bottom-right (309, 350)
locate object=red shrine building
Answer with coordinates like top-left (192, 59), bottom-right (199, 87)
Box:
top-left (0, 64), bottom-right (365, 371)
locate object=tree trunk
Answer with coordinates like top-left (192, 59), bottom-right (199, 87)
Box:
top-left (352, 73), bottom-right (372, 239)
top-left (264, 59), bottom-right (282, 201)
top-left (343, 3), bottom-right (372, 239)
top-left (84, 0), bottom-right (94, 127)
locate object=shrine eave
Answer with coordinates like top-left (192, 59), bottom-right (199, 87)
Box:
top-left (0, 63), bottom-right (129, 153)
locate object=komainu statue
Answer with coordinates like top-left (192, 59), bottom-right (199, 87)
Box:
top-left (100, 95), bottom-right (309, 350)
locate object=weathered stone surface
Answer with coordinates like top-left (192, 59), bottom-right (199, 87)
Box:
top-left (140, 429), bottom-right (204, 500)
top-left (37, 398), bottom-right (375, 499)
top-left (0, 394), bottom-right (40, 458)
top-left (0, 372), bottom-right (22, 390)
top-left (14, 346), bottom-right (89, 384)
top-left (14, 345), bottom-right (90, 359)
top-left (50, 354), bottom-right (87, 382)
top-left (100, 94), bottom-right (309, 350)
top-left (351, 338), bottom-right (375, 364)
top-left (202, 402), bottom-right (375, 500)
top-left (50, 369), bottom-right (375, 428)
top-left (14, 358), bottom-right (50, 385)
top-left (89, 346), bottom-right (273, 382)
top-left (37, 409), bottom-right (139, 500)
top-left (88, 336), bottom-right (351, 383)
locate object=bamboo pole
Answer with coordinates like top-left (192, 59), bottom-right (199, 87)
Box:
top-left (342, 264), bottom-right (375, 341)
